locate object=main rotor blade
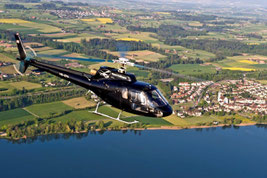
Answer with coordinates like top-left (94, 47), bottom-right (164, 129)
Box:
top-left (38, 54), bottom-right (113, 63)
top-left (134, 64), bottom-right (205, 82)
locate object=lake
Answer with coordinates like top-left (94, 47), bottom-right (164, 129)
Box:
top-left (0, 125), bottom-right (267, 178)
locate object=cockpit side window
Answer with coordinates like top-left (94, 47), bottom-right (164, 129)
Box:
top-left (129, 90), bottom-right (146, 105)
top-left (138, 92), bottom-right (146, 105)
top-left (129, 90), bottom-right (138, 102)
top-left (147, 89), bottom-right (168, 107)
top-left (122, 88), bottom-right (128, 99)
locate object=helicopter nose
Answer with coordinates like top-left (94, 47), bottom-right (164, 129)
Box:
top-left (158, 105), bottom-right (173, 117)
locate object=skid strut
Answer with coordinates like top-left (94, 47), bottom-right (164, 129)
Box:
top-left (89, 102), bottom-right (138, 124)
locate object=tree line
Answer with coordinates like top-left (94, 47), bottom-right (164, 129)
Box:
top-left (0, 89), bottom-right (86, 111)
top-left (4, 4), bottom-right (26, 9)
top-left (164, 38), bottom-right (267, 56)
top-left (1, 117), bottom-right (145, 140)
top-left (0, 30), bottom-right (205, 67)
top-left (127, 24), bottom-right (207, 39)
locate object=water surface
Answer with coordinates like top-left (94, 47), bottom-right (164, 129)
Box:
top-left (0, 126), bottom-right (267, 178)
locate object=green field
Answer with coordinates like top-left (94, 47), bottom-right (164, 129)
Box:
top-left (9, 81), bottom-right (42, 90)
top-left (163, 115), bottom-right (190, 126)
top-left (257, 80), bottom-right (267, 84)
top-left (109, 32), bottom-right (159, 43)
top-left (25, 102), bottom-right (73, 118)
top-left (214, 55), bottom-right (267, 70)
top-left (51, 110), bottom-right (105, 123)
top-left (38, 49), bottom-right (70, 56)
top-left (0, 53), bottom-right (16, 62)
top-left (184, 115), bottom-right (223, 125)
top-left (0, 108), bottom-right (35, 126)
top-left (105, 50), bottom-right (166, 62)
top-left (0, 18), bottom-right (62, 33)
top-left (52, 105), bottom-right (173, 126)
top-left (52, 105), bottom-right (133, 123)
top-left (127, 69), bottom-right (149, 78)
top-left (0, 82), bottom-right (14, 94)
top-left (169, 64), bottom-right (217, 75)
top-left (57, 33), bottom-right (106, 43)
top-left (121, 116), bottom-right (173, 126)
top-left (152, 43), bottom-right (216, 61)
top-left (251, 64), bottom-right (267, 69)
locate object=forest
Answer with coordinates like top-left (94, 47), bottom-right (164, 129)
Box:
top-left (164, 38), bottom-right (267, 56)
top-left (127, 24), bottom-right (207, 39)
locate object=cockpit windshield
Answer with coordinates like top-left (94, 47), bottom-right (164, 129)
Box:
top-left (147, 89), bottom-right (168, 107)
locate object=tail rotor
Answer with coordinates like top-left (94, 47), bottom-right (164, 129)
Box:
top-left (14, 33), bottom-right (33, 74)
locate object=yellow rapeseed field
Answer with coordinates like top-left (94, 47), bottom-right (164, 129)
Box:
top-left (81, 18), bottom-right (113, 24)
top-left (0, 19), bottom-right (31, 24)
top-left (247, 42), bottom-right (260, 45)
top-left (96, 18), bottom-right (113, 24)
top-left (81, 19), bottom-right (96, 22)
top-left (240, 60), bottom-right (258, 64)
top-left (156, 12), bottom-right (171, 15)
top-left (116, 38), bottom-right (142, 42)
top-left (222, 67), bottom-right (255, 71)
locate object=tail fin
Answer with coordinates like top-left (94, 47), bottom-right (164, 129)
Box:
top-left (14, 33), bottom-right (29, 73)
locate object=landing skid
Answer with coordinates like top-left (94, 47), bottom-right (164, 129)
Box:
top-left (89, 102), bottom-right (139, 124)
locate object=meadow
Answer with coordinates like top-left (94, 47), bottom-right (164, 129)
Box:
top-left (52, 105), bottom-right (129, 123)
top-left (0, 81), bottom-right (42, 95)
top-left (214, 55), bottom-right (267, 71)
top-left (127, 69), bottom-right (149, 78)
top-left (51, 110), bottom-right (106, 123)
top-left (163, 114), bottom-right (253, 127)
top-left (121, 116), bottom-right (173, 126)
top-left (57, 33), bottom-right (106, 43)
top-left (152, 42), bottom-right (216, 61)
top-left (169, 64), bottom-right (217, 75)
top-left (0, 108), bottom-right (35, 127)
top-left (62, 97), bottom-right (96, 109)
top-left (0, 53), bottom-right (16, 62)
top-left (105, 50), bottom-right (166, 62)
top-left (0, 65), bottom-right (16, 74)
top-left (9, 81), bottom-right (42, 90)
top-left (25, 102), bottom-right (73, 118)
top-left (51, 104), bottom-right (173, 127)
top-left (0, 82), bottom-right (14, 94)
top-left (0, 18), bottom-right (61, 33)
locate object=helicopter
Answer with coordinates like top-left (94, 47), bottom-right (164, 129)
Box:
top-left (14, 33), bottom-right (173, 124)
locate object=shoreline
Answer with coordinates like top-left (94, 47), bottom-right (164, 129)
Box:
top-left (146, 122), bottom-right (257, 130)
top-left (0, 122), bottom-right (260, 140)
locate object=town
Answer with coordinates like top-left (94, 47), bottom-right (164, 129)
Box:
top-left (171, 79), bottom-right (267, 118)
